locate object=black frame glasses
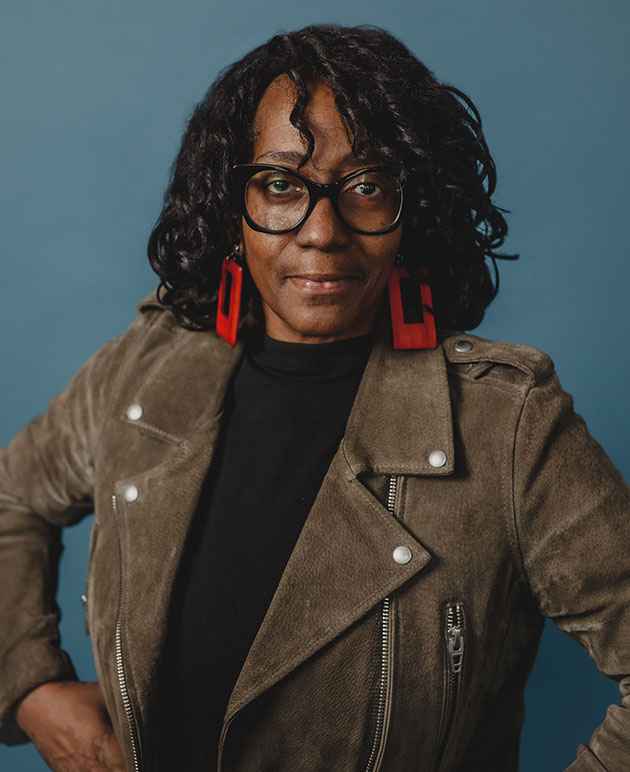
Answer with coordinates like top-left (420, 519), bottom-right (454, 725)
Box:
top-left (230, 162), bottom-right (407, 236)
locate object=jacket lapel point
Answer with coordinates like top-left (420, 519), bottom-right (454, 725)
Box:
top-left (224, 448), bottom-right (434, 722)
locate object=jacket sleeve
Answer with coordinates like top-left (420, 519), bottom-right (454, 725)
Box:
top-left (513, 364), bottom-right (630, 771)
top-left (0, 331), bottom-right (124, 745)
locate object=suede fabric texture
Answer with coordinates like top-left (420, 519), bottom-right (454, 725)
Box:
top-left (1, 291), bottom-right (629, 771)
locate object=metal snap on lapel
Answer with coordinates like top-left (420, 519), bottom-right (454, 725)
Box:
top-left (454, 339), bottom-right (473, 353)
top-left (123, 484), bottom-right (139, 502)
top-left (126, 403), bottom-right (143, 421)
top-left (428, 449), bottom-right (447, 468)
top-left (393, 545), bottom-right (413, 564)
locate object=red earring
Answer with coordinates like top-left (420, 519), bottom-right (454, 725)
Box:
top-left (387, 256), bottom-right (437, 350)
top-left (215, 244), bottom-right (244, 346)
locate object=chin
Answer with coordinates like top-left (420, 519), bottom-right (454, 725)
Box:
top-left (282, 309), bottom-right (361, 341)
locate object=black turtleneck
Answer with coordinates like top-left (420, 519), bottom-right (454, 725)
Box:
top-left (148, 328), bottom-right (373, 770)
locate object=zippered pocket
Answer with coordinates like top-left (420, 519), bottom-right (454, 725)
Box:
top-left (435, 599), bottom-right (466, 771)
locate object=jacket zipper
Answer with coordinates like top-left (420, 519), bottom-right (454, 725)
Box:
top-left (435, 600), bottom-right (466, 771)
top-left (218, 477), bottom-right (401, 772)
top-left (112, 493), bottom-right (143, 772)
top-left (364, 474), bottom-right (399, 772)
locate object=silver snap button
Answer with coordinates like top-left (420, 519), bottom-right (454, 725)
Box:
top-left (393, 545), bottom-right (412, 565)
top-left (123, 484), bottom-right (139, 503)
top-left (126, 403), bottom-right (143, 421)
top-left (428, 449), bottom-right (447, 468)
top-left (454, 339), bottom-right (473, 353)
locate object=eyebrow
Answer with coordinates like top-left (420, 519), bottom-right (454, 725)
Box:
top-left (254, 150), bottom-right (381, 167)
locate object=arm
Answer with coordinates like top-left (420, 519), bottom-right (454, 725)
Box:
top-left (513, 366), bottom-right (630, 771)
top-left (0, 332), bottom-right (123, 744)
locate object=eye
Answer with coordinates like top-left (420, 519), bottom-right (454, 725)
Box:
top-left (351, 181), bottom-right (381, 197)
top-left (259, 173), bottom-right (304, 196)
top-left (266, 178), bottom-right (293, 193)
top-left (341, 168), bottom-right (401, 200)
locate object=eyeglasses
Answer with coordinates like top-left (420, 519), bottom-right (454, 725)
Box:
top-left (230, 163), bottom-right (406, 236)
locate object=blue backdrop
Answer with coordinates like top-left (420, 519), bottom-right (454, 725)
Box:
top-left (1, 1), bottom-right (628, 769)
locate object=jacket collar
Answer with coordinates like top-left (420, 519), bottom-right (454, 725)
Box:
top-left (341, 302), bottom-right (455, 478)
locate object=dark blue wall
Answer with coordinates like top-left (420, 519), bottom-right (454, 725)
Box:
top-left (1, 1), bottom-right (628, 769)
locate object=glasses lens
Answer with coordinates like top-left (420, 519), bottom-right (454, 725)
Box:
top-left (338, 170), bottom-right (403, 232)
top-left (243, 168), bottom-right (402, 233)
top-left (245, 169), bottom-right (309, 231)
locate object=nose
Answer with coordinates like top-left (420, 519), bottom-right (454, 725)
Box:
top-left (293, 194), bottom-right (352, 250)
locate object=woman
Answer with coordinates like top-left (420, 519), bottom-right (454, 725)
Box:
top-left (2, 23), bottom-right (629, 772)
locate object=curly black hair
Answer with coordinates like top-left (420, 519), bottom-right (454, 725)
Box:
top-left (147, 22), bottom-right (519, 333)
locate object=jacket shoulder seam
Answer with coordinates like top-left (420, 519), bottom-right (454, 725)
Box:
top-left (446, 367), bottom-right (530, 398)
top-left (441, 334), bottom-right (556, 387)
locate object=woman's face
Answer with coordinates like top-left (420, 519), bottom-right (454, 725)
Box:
top-left (239, 74), bottom-right (402, 343)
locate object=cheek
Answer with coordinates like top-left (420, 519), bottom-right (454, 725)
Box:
top-left (246, 255), bottom-right (272, 294)
top-left (242, 235), bottom-right (283, 295)
top-left (364, 230), bottom-right (401, 274)
top-left (365, 248), bottom-right (398, 290)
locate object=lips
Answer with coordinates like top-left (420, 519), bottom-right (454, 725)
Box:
top-left (287, 274), bottom-right (360, 295)
top-left (288, 273), bottom-right (360, 281)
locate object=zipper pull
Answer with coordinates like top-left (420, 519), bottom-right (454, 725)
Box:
top-left (81, 593), bottom-right (89, 636)
top-left (447, 625), bottom-right (464, 674)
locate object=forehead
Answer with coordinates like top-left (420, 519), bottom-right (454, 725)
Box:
top-left (251, 75), bottom-right (380, 169)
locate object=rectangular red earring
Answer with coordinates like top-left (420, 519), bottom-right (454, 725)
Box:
top-left (387, 263), bottom-right (437, 350)
top-left (216, 256), bottom-right (244, 346)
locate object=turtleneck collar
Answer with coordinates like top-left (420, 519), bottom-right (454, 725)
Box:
top-left (243, 328), bottom-right (374, 380)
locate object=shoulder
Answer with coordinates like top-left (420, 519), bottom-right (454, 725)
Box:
top-left (94, 290), bottom-right (181, 391)
top-left (439, 329), bottom-right (556, 392)
top-left (99, 289), bottom-right (179, 350)
top-left (135, 289), bottom-right (171, 319)
top-left (136, 289), bottom-right (166, 313)
top-left (62, 291), bottom-right (174, 386)
top-left (130, 289), bottom-right (181, 333)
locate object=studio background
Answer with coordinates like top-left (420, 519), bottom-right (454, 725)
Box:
top-left (1, 1), bottom-right (628, 770)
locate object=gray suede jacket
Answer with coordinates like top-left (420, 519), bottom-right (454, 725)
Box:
top-left (1, 291), bottom-right (629, 771)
